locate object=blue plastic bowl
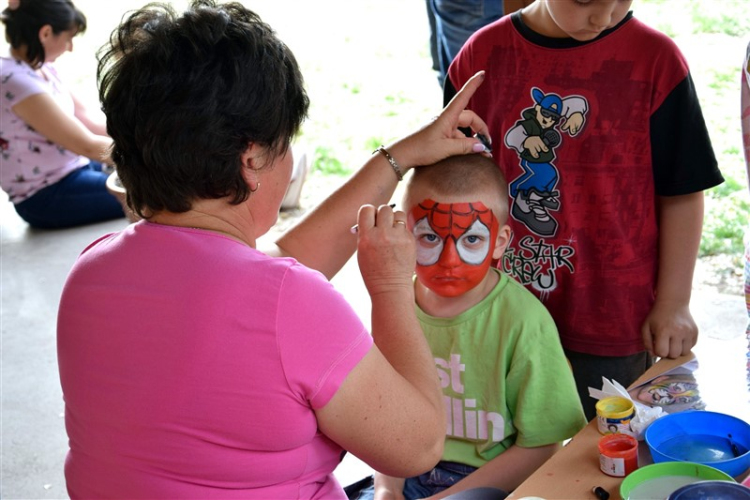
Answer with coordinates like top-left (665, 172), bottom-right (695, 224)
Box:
top-left (645, 410), bottom-right (750, 478)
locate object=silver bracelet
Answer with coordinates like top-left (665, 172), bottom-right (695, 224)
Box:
top-left (374, 145), bottom-right (404, 181)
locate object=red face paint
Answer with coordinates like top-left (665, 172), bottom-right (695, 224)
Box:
top-left (410, 199), bottom-right (498, 297)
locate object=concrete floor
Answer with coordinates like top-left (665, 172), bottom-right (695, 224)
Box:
top-left (1, 193), bottom-right (747, 499)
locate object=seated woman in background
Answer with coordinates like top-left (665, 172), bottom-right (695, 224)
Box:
top-left (0, 0), bottom-right (123, 228)
top-left (56, 1), bottom-right (491, 498)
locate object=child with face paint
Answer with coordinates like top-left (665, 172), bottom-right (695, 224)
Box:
top-left (350, 155), bottom-right (586, 500)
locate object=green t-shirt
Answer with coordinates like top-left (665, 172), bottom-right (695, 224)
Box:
top-left (416, 269), bottom-right (587, 468)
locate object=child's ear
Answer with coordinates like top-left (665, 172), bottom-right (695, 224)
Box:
top-left (492, 223), bottom-right (512, 260)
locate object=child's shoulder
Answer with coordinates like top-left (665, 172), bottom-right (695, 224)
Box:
top-left (465, 12), bottom-right (516, 45)
top-left (488, 271), bottom-right (559, 337)
top-left (627, 15), bottom-right (675, 39)
top-left (623, 15), bottom-right (684, 54)
top-left (495, 270), bottom-right (551, 313)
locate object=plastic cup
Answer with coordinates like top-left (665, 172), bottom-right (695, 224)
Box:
top-left (599, 433), bottom-right (639, 477)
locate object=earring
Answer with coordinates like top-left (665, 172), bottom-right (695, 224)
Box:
top-left (249, 182), bottom-right (260, 193)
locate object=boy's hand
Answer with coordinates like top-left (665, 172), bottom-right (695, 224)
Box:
top-left (356, 204), bottom-right (416, 298)
top-left (641, 299), bottom-right (698, 358)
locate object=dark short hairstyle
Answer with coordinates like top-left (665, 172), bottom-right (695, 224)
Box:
top-left (97, 0), bottom-right (310, 218)
top-left (405, 154), bottom-right (509, 220)
top-left (1, 0), bottom-right (86, 69)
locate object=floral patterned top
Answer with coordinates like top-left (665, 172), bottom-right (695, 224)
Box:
top-left (0, 55), bottom-right (87, 203)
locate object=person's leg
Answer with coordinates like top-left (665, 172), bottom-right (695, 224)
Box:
top-left (432, 0), bottom-right (504, 85)
top-left (345, 476), bottom-right (375, 500)
top-left (426, 0), bottom-right (440, 74)
top-left (443, 487), bottom-right (508, 499)
top-left (403, 474), bottom-right (440, 500)
top-left (564, 349), bottom-right (654, 421)
top-left (14, 163), bottom-right (125, 229)
top-left (402, 461), bottom-right (484, 499)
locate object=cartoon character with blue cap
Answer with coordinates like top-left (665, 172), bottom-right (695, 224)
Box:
top-left (504, 87), bottom-right (588, 236)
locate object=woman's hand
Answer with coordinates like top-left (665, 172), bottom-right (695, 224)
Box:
top-left (387, 71), bottom-right (490, 171)
top-left (355, 204), bottom-right (415, 298)
top-left (317, 203), bottom-right (444, 476)
top-left (271, 71), bottom-right (489, 281)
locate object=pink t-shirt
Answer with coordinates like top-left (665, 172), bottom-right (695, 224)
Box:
top-left (57, 221), bottom-right (372, 499)
top-left (0, 55), bottom-right (87, 202)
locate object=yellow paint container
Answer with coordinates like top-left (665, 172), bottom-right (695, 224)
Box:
top-left (596, 396), bottom-right (635, 436)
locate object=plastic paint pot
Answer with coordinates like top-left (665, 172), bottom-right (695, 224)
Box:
top-left (596, 396), bottom-right (635, 436)
top-left (599, 432), bottom-right (639, 477)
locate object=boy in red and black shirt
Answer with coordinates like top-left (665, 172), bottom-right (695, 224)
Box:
top-left (445, 0), bottom-right (724, 419)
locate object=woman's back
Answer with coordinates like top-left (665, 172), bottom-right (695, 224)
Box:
top-left (57, 221), bottom-right (371, 498)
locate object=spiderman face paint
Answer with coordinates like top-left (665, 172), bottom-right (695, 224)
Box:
top-left (410, 199), bottom-right (498, 297)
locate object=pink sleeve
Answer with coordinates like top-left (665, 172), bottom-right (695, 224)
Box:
top-left (276, 263), bottom-right (373, 409)
top-left (5, 64), bottom-right (50, 103)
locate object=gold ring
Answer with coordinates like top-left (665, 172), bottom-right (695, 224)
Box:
top-left (394, 220), bottom-right (406, 226)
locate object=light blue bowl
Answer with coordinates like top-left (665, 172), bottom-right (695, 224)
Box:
top-left (645, 410), bottom-right (750, 478)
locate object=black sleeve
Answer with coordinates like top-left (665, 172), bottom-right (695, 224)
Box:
top-left (650, 74), bottom-right (724, 196)
top-left (443, 76), bottom-right (458, 108)
top-left (443, 76), bottom-right (474, 138)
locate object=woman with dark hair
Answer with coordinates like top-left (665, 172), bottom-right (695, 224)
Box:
top-left (56, 1), bottom-right (491, 498)
top-left (0, 0), bottom-right (124, 228)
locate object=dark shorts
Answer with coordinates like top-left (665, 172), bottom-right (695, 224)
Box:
top-left (346, 461), bottom-right (507, 500)
top-left (565, 349), bottom-right (655, 421)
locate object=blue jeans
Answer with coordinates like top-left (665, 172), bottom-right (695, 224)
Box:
top-left (564, 349), bottom-right (655, 421)
top-left (14, 162), bottom-right (124, 229)
top-left (429, 0), bottom-right (504, 86)
top-left (348, 461), bottom-right (508, 500)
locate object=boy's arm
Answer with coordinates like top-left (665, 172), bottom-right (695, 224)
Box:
top-left (373, 473), bottom-right (406, 500)
top-left (641, 192), bottom-right (704, 358)
top-left (424, 443), bottom-right (559, 499)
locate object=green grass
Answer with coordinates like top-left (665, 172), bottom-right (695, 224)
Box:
top-left (635, 0), bottom-right (750, 262)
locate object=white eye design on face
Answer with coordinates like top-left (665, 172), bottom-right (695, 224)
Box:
top-left (455, 219), bottom-right (491, 265)
top-left (413, 217), bottom-right (443, 266)
top-left (413, 218), bottom-right (491, 266)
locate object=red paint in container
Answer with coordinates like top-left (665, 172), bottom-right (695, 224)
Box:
top-left (598, 433), bottom-right (638, 477)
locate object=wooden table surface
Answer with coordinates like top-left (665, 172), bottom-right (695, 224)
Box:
top-left (509, 334), bottom-right (750, 500)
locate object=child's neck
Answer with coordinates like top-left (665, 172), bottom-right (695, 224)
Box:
top-left (415, 269), bottom-right (500, 318)
top-left (520, 1), bottom-right (569, 38)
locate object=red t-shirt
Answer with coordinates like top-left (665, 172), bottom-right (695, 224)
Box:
top-left (447, 12), bottom-right (722, 356)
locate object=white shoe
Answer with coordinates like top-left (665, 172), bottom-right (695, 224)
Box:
top-left (281, 146), bottom-right (309, 211)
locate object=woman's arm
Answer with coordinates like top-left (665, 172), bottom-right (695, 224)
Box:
top-left (71, 91), bottom-right (109, 137)
top-left (12, 93), bottom-right (112, 162)
top-left (314, 203), bottom-right (445, 477)
top-left (265, 72), bottom-right (489, 280)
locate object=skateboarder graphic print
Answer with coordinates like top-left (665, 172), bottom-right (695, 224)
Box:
top-left (504, 87), bottom-right (588, 236)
